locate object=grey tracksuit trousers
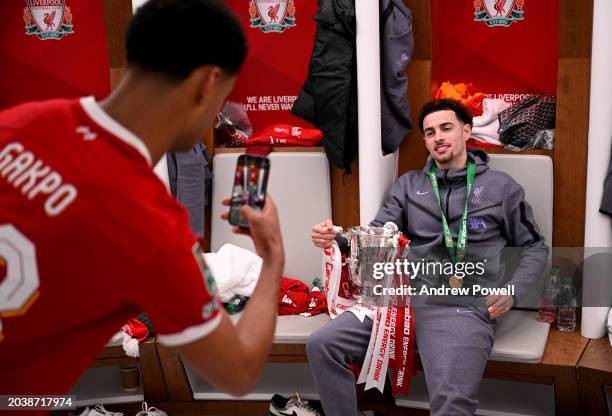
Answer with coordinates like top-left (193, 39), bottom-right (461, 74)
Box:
top-left (306, 304), bottom-right (496, 416)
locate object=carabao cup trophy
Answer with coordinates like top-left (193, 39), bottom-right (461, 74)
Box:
top-left (335, 222), bottom-right (410, 305)
top-left (324, 222), bottom-right (413, 395)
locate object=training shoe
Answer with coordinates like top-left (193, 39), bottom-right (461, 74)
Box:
top-left (269, 393), bottom-right (321, 416)
top-left (134, 402), bottom-right (167, 416)
top-left (87, 404), bottom-right (123, 416)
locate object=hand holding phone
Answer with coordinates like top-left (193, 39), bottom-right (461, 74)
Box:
top-left (220, 195), bottom-right (284, 262)
top-left (229, 154), bottom-right (270, 228)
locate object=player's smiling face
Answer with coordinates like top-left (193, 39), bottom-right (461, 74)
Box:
top-left (422, 110), bottom-right (470, 167)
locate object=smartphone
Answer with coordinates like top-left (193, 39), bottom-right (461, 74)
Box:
top-left (229, 154), bottom-right (270, 227)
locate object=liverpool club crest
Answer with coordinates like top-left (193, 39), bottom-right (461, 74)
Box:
top-left (23, 0), bottom-right (74, 40)
top-left (249, 0), bottom-right (296, 33)
top-left (474, 0), bottom-right (524, 27)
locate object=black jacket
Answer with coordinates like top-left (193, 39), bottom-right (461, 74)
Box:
top-left (380, 0), bottom-right (413, 154)
top-left (292, 0), bottom-right (413, 171)
top-left (292, 0), bottom-right (358, 172)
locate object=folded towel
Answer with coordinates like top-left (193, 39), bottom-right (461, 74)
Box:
top-left (204, 243), bottom-right (262, 302)
top-left (473, 99), bottom-right (510, 126)
top-left (471, 124), bottom-right (503, 146)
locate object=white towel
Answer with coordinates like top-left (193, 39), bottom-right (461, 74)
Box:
top-left (471, 130), bottom-right (503, 147)
top-left (204, 244), bottom-right (262, 302)
top-left (474, 99), bottom-right (510, 126)
top-left (471, 99), bottom-right (511, 146)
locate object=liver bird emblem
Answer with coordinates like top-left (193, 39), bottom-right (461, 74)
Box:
top-left (268, 4), bottom-right (280, 22)
top-left (43, 10), bottom-right (56, 30)
top-left (494, 0), bottom-right (506, 17)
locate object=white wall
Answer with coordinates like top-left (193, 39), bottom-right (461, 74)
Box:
top-left (581, 0), bottom-right (612, 338)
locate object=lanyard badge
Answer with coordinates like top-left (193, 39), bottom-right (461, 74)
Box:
top-left (428, 158), bottom-right (476, 288)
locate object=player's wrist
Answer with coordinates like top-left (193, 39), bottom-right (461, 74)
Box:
top-left (262, 251), bottom-right (283, 266)
top-left (261, 247), bottom-right (284, 268)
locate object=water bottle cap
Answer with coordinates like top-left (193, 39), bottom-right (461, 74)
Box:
top-left (563, 276), bottom-right (572, 284)
top-left (550, 267), bottom-right (560, 276)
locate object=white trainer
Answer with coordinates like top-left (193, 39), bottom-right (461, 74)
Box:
top-left (134, 402), bottom-right (167, 416)
top-left (269, 392), bottom-right (321, 416)
top-left (87, 404), bottom-right (123, 416)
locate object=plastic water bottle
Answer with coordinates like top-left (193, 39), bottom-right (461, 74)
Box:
top-left (537, 268), bottom-right (560, 324)
top-left (556, 277), bottom-right (577, 332)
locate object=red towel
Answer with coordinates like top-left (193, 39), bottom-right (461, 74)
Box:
top-left (278, 277), bottom-right (328, 316)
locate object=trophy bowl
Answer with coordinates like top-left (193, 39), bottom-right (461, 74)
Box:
top-left (338, 223), bottom-right (407, 303)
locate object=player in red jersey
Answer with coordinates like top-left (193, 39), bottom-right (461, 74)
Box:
top-left (0, 0), bottom-right (284, 405)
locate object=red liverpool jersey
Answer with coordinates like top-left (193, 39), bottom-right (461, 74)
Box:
top-left (0, 97), bottom-right (221, 398)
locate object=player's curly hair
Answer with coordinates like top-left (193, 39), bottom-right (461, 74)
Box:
top-left (418, 99), bottom-right (473, 132)
top-left (126, 0), bottom-right (247, 81)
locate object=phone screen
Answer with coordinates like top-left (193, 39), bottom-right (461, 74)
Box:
top-left (229, 154), bottom-right (270, 227)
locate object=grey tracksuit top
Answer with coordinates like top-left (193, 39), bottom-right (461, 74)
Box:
top-left (368, 149), bottom-right (549, 304)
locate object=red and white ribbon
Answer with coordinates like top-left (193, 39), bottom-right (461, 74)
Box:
top-left (322, 236), bottom-right (414, 395)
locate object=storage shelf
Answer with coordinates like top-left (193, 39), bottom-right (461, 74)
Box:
top-left (185, 361), bottom-right (553, 415)
top-left (395, 372), bottom-right (554, 416)
top-left (68, 366), bottom-right (144, 407)
top-left (469, 147), bottom-right (553, 157)
top-left (184, 362), bottom-right (319, 401)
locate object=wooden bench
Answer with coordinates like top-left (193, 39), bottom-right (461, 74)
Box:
top-left (150, 324), bottom-right (587, 415)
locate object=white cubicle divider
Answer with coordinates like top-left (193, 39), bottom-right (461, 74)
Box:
top-left (582, 0), bottom-right (612, 339)
top-left (356, 0), bottom-right (399, 225)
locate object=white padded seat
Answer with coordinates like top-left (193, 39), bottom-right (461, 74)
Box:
top-left (229, 313), bottom-right (331, 344)
top-left (212, 152), bottom-right (553, 363)
top-left (485, 155), bottom-right (553, 363)
top-left (487, 154), bottom-right (553, 247)
top-left (233, 310), bottom-right (548, 360)
top-left (211, 152), bottom-right (332, 284)
top-left (272, 315), bottom-right (332, 344)
top-left (490, 310), bottom-right (550, 363)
